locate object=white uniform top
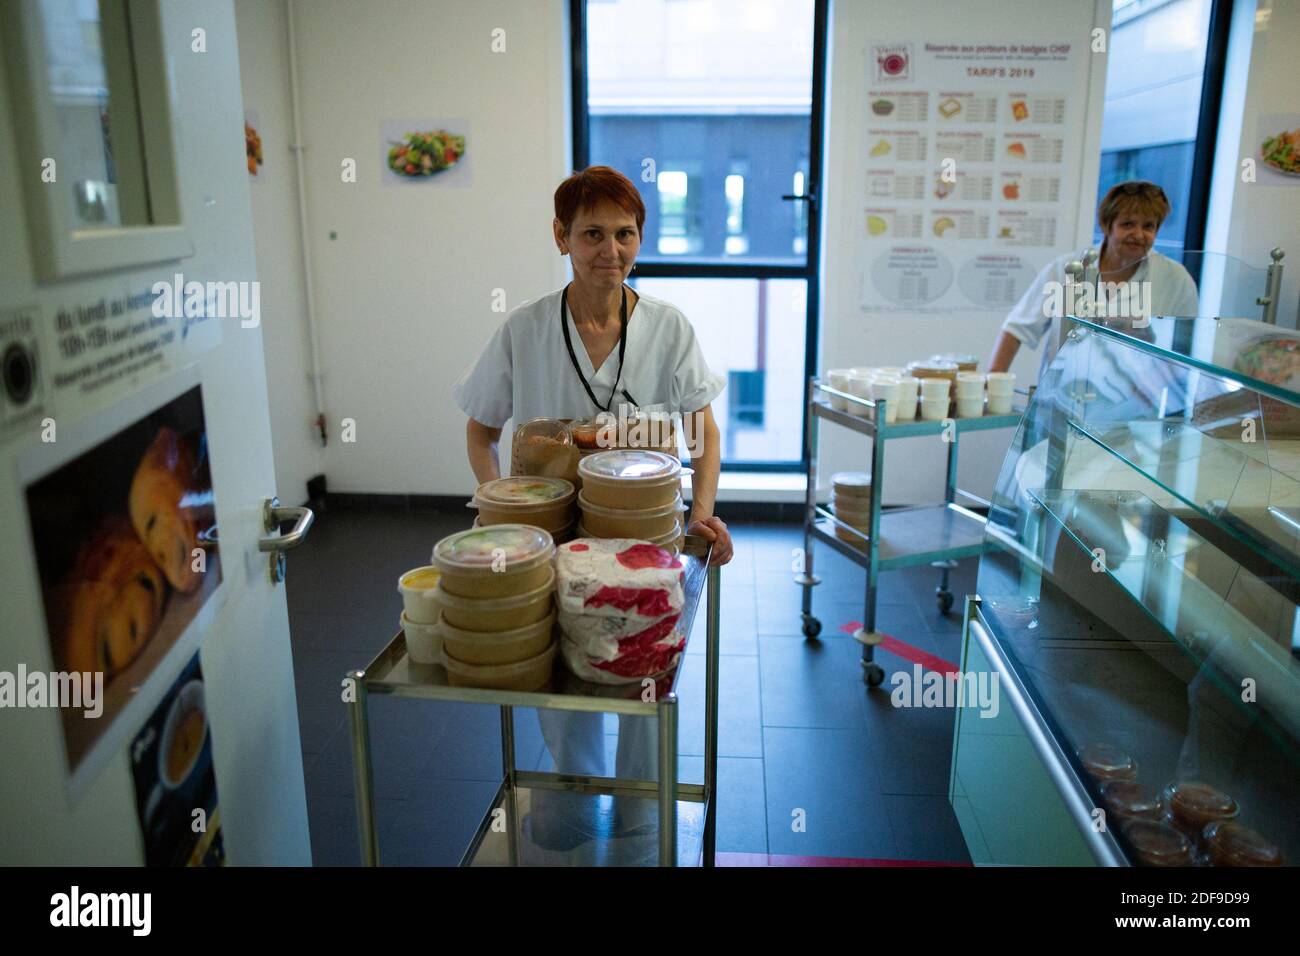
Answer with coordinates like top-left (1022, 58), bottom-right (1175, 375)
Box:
top-left (452, 286), bottom-right (726, 429)
top-left (1001, 247), bottom-right (1199, 379)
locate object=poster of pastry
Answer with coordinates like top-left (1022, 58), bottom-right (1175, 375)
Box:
top-left (860, 39), bottom-right (1083, 312)
top-left (22, 375), bottom-right (221, 784)
top-left (244, 110), bottom-right (264, 182)
top-left (129, 652), bottom-right (225, 866)
top-left (380, 118), bottom-right (471, 187)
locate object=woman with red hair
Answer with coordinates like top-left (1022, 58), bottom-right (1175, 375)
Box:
top-left (453, 166), bottom-right (733, 847)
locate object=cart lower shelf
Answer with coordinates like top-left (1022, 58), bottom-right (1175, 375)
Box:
top-left (811, 503), bottom-right (988, 569)
top-left (464, 779), bottom-right (709, 867)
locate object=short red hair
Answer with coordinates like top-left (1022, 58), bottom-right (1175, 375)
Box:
top-left (554, 165), bottom-right (645, 236)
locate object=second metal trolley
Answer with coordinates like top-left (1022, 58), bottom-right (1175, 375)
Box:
top-left (797, 376), bottom-right (1029, 685)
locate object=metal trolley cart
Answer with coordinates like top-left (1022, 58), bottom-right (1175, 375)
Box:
top-left (346, 536), bottom-right (720, 866)
top-left (798, 377), bottom-right (1028, 686)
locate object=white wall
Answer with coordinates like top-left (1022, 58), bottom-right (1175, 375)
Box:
top-left (236, 0), bottom-right (324, 504)
top-left (243, 0), bottom-right (570, 498)
top-left (1204, 0), bottom-right (1300, 330)
top-left (817, 0), bottom-right (1110, 505)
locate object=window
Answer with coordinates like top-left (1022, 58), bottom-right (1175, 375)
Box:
top-left (576, 0), bottom-right (827, 469)
top-left (1094, 0), bottom-right (1214, 258)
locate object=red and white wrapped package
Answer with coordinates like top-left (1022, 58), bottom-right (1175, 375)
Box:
top-left (558, 610), bottom-right (686, 684)
top-left (554, 539), bottom-right (684, 621)
top-left (555, 538), bottom-right (688, 684)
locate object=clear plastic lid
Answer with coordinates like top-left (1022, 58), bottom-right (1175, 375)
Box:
top-left (473, 477), bottom-right (575, 508)
top-left (1121, 820), bottom-right (1194, 866)
top-left (432, 524), bottom-right (554, 575)
top-left (907, 359), bottom-right (959, 376)
top-left (577, 491), bottom-right (685, 520)
top-left (578, 449), bottom-right (683, 484)
top-left (1204, 821), bottom-right (1284, 866)
top-left (1165, 782), bottom-right (1239, 824)
top-left (931, 353), bottom-right (978, 366)
top-left (512, 418), bottom-right (573, 445)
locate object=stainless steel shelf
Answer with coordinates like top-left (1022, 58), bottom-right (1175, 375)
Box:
top-left (812, 503), bottom-right (988, 571)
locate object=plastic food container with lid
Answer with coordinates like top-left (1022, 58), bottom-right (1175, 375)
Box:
top-left (578, 491), bottom-right (685, 539)
top-left (435, 566), bottom-right (555, 631)
top-left (908, 359), bottom-right (959, 383)
top-left (509, 418), bottom-right (579, 483)
top-left (432, 524), bottom-right (555, 599)
top-left (1203, 821), bottom-right (1285, 867)
top-left (577, 450), bottom-right (684, 510)
top-left (1164, 781), bottom-right (1239, 837)
top-left (471, 476), bottom-right (576, 532)
top-left (439, 609), bottom-right (556, 665)
top-left (832, 472), bottom-right (873, 499)
top-left (400, 612), bottom-right (443, 664)
top-left (1078, 743), bottom-right (1138, 782)
top-left (443, 640), bottom-right (558, 691)
top-left (1100, 780), bottom-right (1165, 823)
top-left (397, 565), bottom-right (442, 624)
top-left (1121, 819), bottom-right (1195, 867)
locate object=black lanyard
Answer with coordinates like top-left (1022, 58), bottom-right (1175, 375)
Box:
top-left (560, 284), bottom-right (637, 412)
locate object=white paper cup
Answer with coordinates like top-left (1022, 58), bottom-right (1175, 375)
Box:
top-left (827, 369), bottom-right (852, 411)
top-left (400, 612), bottom-right (443, 664)
top-left (876, 366), bottom-right (906, 377)
top-left (869, 377), bottom-right (901, 423)
top-left (987, 392), bottom-right (1014, 415)
top-left (920, 397), bottom-right (949, 421)
top-left (954, 372), bottom-right (985, 399)
top-left (956, 396), bottom-right (984, 418)
top-left (847, 372), bottom-right (875, 417)
top-left (895, 376), bottom-right (920, 420)
top-left (398, 566), bottom-right (442, 624)
top-left (986, 372), bottom-right (1016, 394)
top-left (919, 378), bottom-right (951, 400)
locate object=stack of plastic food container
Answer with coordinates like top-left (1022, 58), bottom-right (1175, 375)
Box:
top-left (830, 471), bottom-right (873, 546)
top-left (575, 450), bottom-right (687, 553)
top-left (470, 476), bottom-right (577, 543)
top-left (397, 565), bottom-right (444, 664)
top-left (432, 525), bottom-right (558, 690)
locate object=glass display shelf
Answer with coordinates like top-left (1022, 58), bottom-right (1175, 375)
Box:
top-left (1072, 315), bottom-right (1300, 408)
top-left (1069, 418), bottom-right (1300, 579)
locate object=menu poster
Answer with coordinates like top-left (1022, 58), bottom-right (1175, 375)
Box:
top-left (861, 39), bottom-right (1082, 312)
top-left (129, 652), bottom-right (226, 866)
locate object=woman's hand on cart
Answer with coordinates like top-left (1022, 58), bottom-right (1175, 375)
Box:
top-left (688, 516), bottom-right (733, 567)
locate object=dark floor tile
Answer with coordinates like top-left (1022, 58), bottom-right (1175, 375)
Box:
top-left (759, 634), bottom-right (867, 729)
top-left (675, 654), bottom-right (762, 758)
top-left (307, 792), bottom-right (360, 867)
top-left (715, 757), bottom-right (768, 854)
top-left (377, 779), bottom-right (504, 866)
top-left (882, 793), bottom-right (972, 864)
top-left (860, 692), bottom-right (958, 796)
top-left (291, 648), bottom-right (360, 755)
top-left (306, 695), bottom-right (452, 801)
top-left (763, 727), bottom-right (895, 859)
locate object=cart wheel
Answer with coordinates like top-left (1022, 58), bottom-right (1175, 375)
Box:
top-left (863, 663), bottom-right (886, 688)
top-left (936, 589), bottom-right (955, 615)
top-left (801, 615), bottom-right (822, 640)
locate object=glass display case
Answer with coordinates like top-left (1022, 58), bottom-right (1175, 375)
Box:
top-left (952, 313), bottom-right (1300, 867)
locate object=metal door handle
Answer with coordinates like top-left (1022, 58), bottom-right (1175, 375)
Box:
top-left (259, 497), bottom-right (315, 551)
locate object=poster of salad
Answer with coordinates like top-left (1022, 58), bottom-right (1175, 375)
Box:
top-left (1255, 113), bottom-right (1300, 186)
top-left (380, 118), bottom-right (471, 188)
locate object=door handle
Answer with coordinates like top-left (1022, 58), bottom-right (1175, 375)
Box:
top-left (258, 496), bottom-right (315, 583)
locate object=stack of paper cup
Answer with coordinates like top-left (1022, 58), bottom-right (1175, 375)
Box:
top-left (918, 377), bottom-right (951, 421)
top-left (986, 372), bottom-right (1016, 415)
top-left (955, 372), bottom-right (985, 418)
top-left (895, 376), bottom-right (920, 421)
top-left (846, 370), bottom-right (876, 417)
top-left (827, 369), bottom-right (852, 411)
top-left (869, 375), bottom-right (901, 423)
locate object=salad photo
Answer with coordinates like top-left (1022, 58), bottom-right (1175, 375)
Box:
top-left (387, 129), bottom-right (465, 177)
top-left (1260, 127), bottom-right (1300, 176)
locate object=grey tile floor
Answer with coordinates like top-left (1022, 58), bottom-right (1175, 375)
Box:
top-left (286, 508), bottom-right (974, 865)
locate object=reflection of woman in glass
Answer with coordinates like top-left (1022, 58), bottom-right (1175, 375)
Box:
top-left (988, 181), bottom-right (1199, 378)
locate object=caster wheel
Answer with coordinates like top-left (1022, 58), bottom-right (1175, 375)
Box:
top-left (936, 589), bottom-right (955, 615)
top-left (863, 663), bottom-right (885, 688)
top-left (801, 616), bottom-right (822, 639)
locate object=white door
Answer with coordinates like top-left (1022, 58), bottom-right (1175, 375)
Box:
top-left (0, 0), bottom-right (310, 864)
